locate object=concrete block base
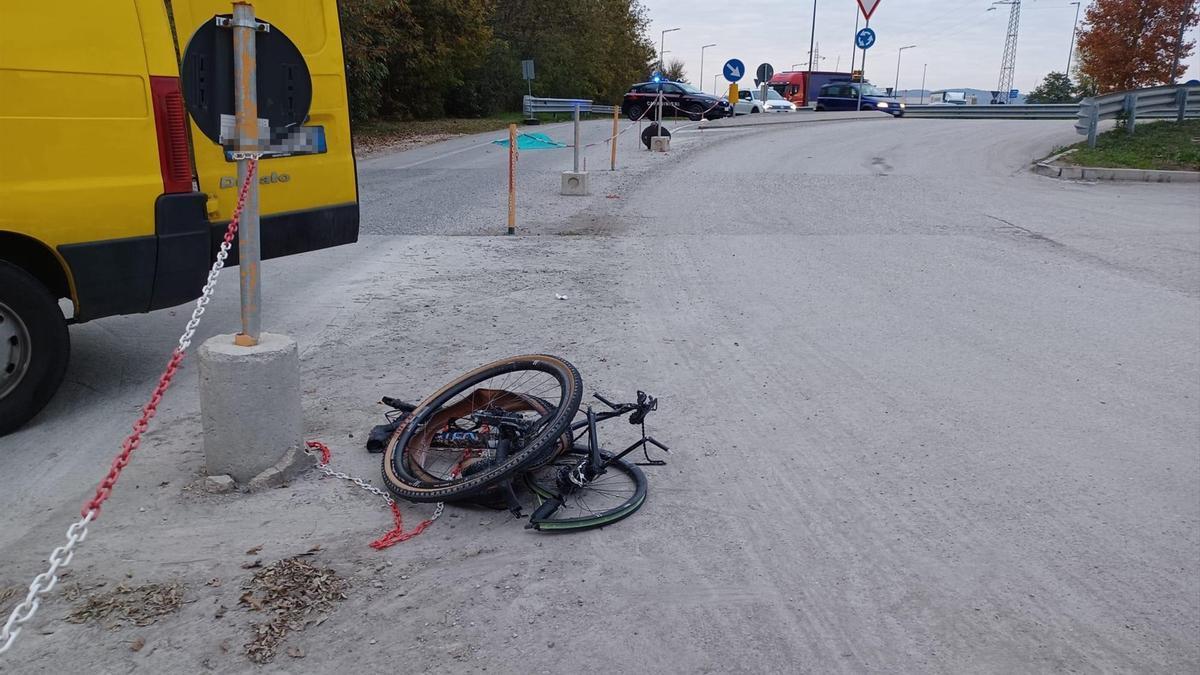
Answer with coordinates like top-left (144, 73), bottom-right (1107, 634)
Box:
top-left (198, 332), bottom-right (305, 488)
top-left (650, 136), bottom-right (671, 152)
top-left (560, 170), bottom-right (590, 195)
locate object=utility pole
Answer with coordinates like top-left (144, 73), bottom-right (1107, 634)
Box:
top-left (920, 63), bottom-right (927, 104)
top-left (992, 0), bottom-right (1021, 105)
top-left (1066, 1), bottom-right (1081, 77)
top-left (700, 43), bottom-right (717, 92)
top-left (808, 0), bottom-right (818, 73)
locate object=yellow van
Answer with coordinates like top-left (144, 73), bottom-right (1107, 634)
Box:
top-left (0, 0), bottom-right (358, 434)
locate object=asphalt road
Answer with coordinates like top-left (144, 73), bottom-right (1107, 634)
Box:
top-left (2, 115), bottom-right (1197, 673)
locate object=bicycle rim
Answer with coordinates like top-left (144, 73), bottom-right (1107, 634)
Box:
top-left (523, 450), bottom-right (647, 531)
top-left (382, 355), bottom-right (582, 502)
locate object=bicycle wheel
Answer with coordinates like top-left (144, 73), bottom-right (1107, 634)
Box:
top-left (523, 448), bottom-right (647, 532)
top-left (382, 355), bottom-right (582, 503)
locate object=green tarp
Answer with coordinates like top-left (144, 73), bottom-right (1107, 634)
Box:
top-left (492, 132), bottom-right (566, 150)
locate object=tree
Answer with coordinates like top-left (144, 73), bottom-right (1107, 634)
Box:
top-left (1025, 72), bottom-right (1079, 103)
top-left (662, 58), bottom-right (688, 83)
top-left (1076, 0), bottom-right (1198, 93)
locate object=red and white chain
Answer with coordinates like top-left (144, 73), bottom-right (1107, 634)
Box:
top-left (0, 158), bottom-right (261, 657)
top-left (302, 441), bottom-right (443, 549)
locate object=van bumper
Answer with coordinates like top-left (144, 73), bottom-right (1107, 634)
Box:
top-left (57, 192), bottom-right (359, 322)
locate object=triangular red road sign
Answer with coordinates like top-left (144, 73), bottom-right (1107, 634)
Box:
top-left (857, 0), bottom-right (882, 21)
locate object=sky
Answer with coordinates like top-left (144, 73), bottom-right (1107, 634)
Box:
top-left (641, 0), bottom-right (1200, 95)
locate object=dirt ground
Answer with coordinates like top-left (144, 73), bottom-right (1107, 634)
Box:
top-left (2, 117), bottom-right (1198, 673)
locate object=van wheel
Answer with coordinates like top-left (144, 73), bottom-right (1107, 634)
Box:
top-left (0, 261), bottom-right (69, 436)
top-left (750, 107), bottom-right (760, 114)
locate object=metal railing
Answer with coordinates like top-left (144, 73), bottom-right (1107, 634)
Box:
top-left (1075, 84), bottom-right (1200, 147)
top-left (523, 96), bottom-right (617, 116)
top-left (904, 85), bottom-right (1200, 138)
top-left (904, 103), bottom-right (1078, 119)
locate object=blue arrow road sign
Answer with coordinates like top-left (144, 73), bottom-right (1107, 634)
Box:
top-left (723, 59), bottom-right (745, 82)
top-left (855, 27), bottom-right (876, 50)
top-left (1009, 89), bottom-right (1019, 99)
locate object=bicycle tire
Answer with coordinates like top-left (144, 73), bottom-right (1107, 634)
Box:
top-left (381, 355), bottom-right (582, 503)
top-left (523, 447), bottom-right (648, 532)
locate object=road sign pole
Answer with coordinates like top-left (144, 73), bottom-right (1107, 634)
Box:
top-left (232, 2), bottom-right (261, 347)
top-left (858, 19), bottom-right (869, 112)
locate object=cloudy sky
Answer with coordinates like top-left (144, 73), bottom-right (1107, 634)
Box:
top-left (642, 0), bottom-right (1200, 95)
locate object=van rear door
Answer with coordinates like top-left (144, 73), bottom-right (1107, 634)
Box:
top-left (167, 0), bottom-right (357, 262)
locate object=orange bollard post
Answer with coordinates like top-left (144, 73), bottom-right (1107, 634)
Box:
top-left (611, 107), bottom-right (618, 171)
top-left (507, 123), bottom-right (516, 235)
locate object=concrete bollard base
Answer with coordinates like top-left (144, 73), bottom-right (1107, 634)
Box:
top-left (198, 332), bottom-right (305, 488)
top-left (560, 170), bottom-right (590, 196)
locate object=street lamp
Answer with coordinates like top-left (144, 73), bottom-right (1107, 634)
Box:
top-left (920, 63), bottom-right (927, 104)
top-left (700, 43), bottom-right (717, 92)
top-left (894, 44), bottom-right (916, 97)
top-left (659, 27), bottom-right (680, 72)
top-left (791, 63), bottom-right (804, 70)
top-left (1066, 1), bottom-right (1081, 76)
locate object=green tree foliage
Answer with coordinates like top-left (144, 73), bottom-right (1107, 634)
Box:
top-left (338, 0), bottom-right (657, 121)
top-left (1025, 72), bottom-right (1079, 103)
top-left (662, 58), bottom-right (688, 83)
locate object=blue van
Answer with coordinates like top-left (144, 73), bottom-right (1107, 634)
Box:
top-left (814, 82), bottom-right (906, 116)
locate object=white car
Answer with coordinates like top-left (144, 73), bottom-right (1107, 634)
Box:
top-left (734, 88), bottom-right (797, 114)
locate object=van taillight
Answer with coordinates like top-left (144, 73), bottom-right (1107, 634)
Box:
top-left (150, 76), bottom-right (193, 193)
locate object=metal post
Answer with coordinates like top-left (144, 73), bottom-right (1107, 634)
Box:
top-left (1124, 93), bottom-right (1137, 135)
top-left (807, 0), bottom-right (818, 74)
top-left (1087, 103), bottom-right (1099, 148)
top-left (857, 18), bottom-right (869, 112)
top-left (610, 108), bottom-right (618, 171)
top-left (572, 105), bottom-right (581, 172)
top-left (656, 90), bottom-right (664, 138)
top-left (507, 124), bottom-right (516, 235)
top-left (232, 2), bottom-right (261, 347)
top-left (920, 63), bottom-right (927, 104)
top-left (849, 11), bottom-right (859, 76)
top-left (1178, 86), bottom-right (1188, 122)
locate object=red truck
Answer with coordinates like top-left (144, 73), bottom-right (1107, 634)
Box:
top-left (767, 70), bottom-right (853, 107)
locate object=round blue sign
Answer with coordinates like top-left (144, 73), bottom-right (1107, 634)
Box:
top-left (722, 58), bottom-right (745, 83)
top-left (855, 28), bottom-right (876, 50)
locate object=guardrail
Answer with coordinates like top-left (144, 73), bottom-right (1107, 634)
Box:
top-left (904, 104), bottom-right (1078, 119)
top-left (904, 84), bottom-right (1200, 142)
top-left (523, 96), bottom-right (615, 117)
top-left (1075, 84), bottom-right (1200, 147)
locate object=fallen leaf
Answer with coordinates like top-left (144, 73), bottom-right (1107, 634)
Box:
top-left (286, 646), bottom-right (305, 658)
top-left (205, 578), bottom-right (222, 587)
top-left (241, 559), bottom-right (263, 570)
top-left (130, 637), bottom-right (145, 652)
top-left (215, 605), bottom-right (228, 618)
top-left (246, 546), bottom-right (262, 556)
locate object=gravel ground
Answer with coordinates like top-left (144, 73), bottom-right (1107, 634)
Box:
top-left (1, 115), bottom-right (1197, 673)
